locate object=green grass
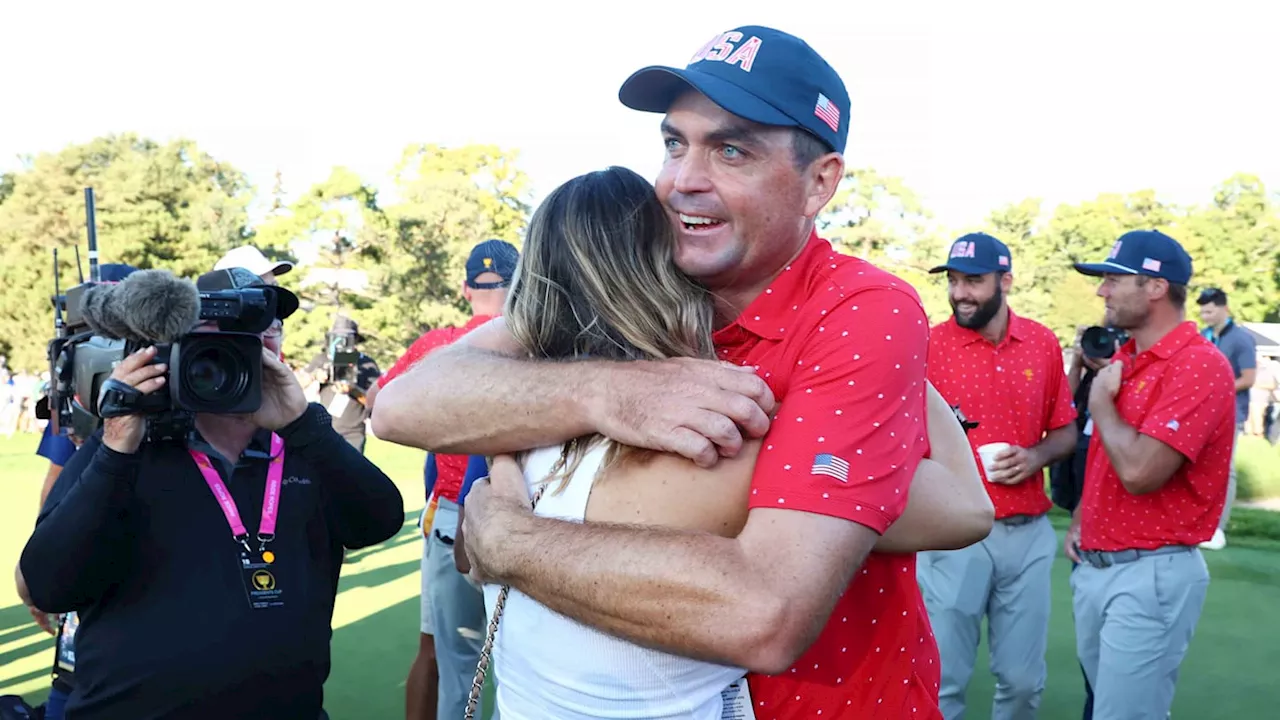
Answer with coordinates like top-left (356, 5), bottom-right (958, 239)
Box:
top-left (1, 433), bottom-right (1277, 718)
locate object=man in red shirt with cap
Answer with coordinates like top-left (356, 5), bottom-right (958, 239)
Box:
top-left (375, 26), bottom-right (943, 719)
top-left (1068, 229), bottom-right (1234, 720)
top-left (368, 239), bottom-right (518, 720)
top-left (919, 232), bottom-right (1077, 720)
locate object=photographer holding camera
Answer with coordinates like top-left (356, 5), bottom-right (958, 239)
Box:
top-left (301, 317), bottom-right (381, 453)
top-left (18, 267), bottom-right (405, 720)
top-left (1067, 230), bottom-right (1234, 720)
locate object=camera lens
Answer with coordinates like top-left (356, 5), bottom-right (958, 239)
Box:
top-left (182, 340), bottom-right (250, 404)
top-left (188, 354), bottom-right (230, 395)
top-left (1081, 326), bottom-right (1120, 359)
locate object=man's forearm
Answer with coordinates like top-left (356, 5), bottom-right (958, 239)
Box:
top-left (1030, 425), bottom-right (1077, 474)
top-left (1090, 397), bottom-right (1144, 484)
top-left (372, 345), bottom-right (595, 455)
top-left (494, 514), bottom-right (784, 671)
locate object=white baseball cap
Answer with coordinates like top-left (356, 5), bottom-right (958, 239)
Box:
top-left (214, 245), bottom-right (294, 278)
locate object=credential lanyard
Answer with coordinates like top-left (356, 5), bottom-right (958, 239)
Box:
top-left (189, 434), bottom-right (285, 554)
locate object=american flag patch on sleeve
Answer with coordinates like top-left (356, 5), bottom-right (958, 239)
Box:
top-left (811, 453), bottom-right (850, 482)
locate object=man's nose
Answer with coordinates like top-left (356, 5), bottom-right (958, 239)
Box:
top-left (672, 152), bottom-right (713, 195)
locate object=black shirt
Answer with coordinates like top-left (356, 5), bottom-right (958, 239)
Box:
top-left (305, 352), bottom-right (381, 447)
top-left (19, 404), bottom-right (404, 720)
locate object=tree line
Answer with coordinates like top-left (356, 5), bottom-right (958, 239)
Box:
top-left (0, 133), bottom-right (1275, 372)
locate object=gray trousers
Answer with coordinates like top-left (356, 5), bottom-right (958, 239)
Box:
top-left (426, 496), bottom-right (488, 720)
top-left (1219, 424), bottom-right (1243, 530)
top-left (918, 514), bottom-right (1057, 720)
top-left (1071, 547), bottom-right (1209, 720)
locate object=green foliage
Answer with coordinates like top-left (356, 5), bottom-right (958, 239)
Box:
top-left (1236, 435), bottom-right (1280, 501)
top-left (0, 134), bottom-right (252, 370)
top-left (1, 130), bottom-right (1277, 382)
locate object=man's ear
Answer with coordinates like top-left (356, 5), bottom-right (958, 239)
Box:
top-left (802, 152), bottom-right (845, 220)
top-left (462, 282), bottom-right (473, 303)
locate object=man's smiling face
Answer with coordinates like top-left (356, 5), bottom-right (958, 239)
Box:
top-left (655, 90), bottom-right (815, 293)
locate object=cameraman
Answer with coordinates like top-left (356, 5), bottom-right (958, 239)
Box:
top-left (302, 317), bottom-right (381, 453)
top-left (18, 267), bottom-right (405, 720)
top-left (1068, 230), bottom-right (1234, 720)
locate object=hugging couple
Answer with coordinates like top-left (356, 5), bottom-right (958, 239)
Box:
top-left (375, 24), bottom-right (992, 720)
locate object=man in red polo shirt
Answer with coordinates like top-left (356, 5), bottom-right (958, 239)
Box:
top-left (369, 238), bottom-right (518, 720)
top-left (1068, 230), bottom-right (1234, 720)
top-left (374, 26), bottom-right (942, 718)
top-left (920, 233), bottom-right (1076, 720)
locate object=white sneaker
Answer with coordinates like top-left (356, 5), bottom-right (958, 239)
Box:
top-left (1200, 528), bottom-right (1227, 550)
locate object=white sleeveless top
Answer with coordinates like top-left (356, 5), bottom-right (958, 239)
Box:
top-left (482, 441), bottom-right (747, 720)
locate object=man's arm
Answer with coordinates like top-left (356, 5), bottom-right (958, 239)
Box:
top-left (1089, 350), bottom-right (1233, 495)
top-left (20, 435), bottom-right (137, 613)
top-left (283, 404), bottom-right (406, 549)
top-left (372, 317), bottom-right (776, 468)
top-left (463, 288), bottom-right (929, 672)
top-left (1237, 368), bottom-right (1257, 392)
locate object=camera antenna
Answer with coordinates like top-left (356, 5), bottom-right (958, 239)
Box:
top-left (74, 246), bottom-right (84, 285)
top-left (84, 187), bottom-right (100, 283)
top-left (51, 249), bottom-right (65, 335)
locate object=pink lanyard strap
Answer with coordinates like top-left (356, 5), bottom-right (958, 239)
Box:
top-left (189, 434), bottom-right (285, 552)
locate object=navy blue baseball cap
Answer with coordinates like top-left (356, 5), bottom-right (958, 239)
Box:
top-left (465, 239), bottom-right (519, 289)
top-left (929, 233), bottom-right (1013, 275)
top-left (98, 263), bottom-right (138, 283)
top-left (618, 26), bottom-right (850, 154)
top-left (1074, 229), bottom-right (1192, 285)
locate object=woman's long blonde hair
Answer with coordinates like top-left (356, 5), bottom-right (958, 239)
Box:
top-left (504, 165), bottom-right (716, 488)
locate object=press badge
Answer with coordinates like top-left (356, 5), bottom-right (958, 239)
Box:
top-left (240, 549), bottom-right (285, 610)
top-left (720, 677), bottom-right (756, 720)
top-left (1083, 417), bottom-right (1094, 437)
top-left (327, 392), bottom-right (351, 418)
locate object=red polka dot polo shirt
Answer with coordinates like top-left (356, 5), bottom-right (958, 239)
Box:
top-left (714, 231), bottom-right (941, 719)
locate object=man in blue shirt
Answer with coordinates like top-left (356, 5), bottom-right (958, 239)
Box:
top-left (1197, 287), bottom-right (1257, 550)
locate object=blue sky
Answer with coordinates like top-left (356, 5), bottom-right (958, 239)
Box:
top-left (2, 0), bottom-right (1275, 234)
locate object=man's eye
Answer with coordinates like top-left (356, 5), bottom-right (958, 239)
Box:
top-left (721, 145), bottom-right (743, 159)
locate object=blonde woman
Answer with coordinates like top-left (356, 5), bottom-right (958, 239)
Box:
top-left (454, 166), bottom-right (991, 719)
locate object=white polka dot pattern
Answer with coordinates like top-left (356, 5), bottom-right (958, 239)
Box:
top-left (712, 233), bottom-right (942, 719)
top-left (1077, 322), bottom-right (1236, 552)
top-left (925, 310), bottom-right (1077, 519)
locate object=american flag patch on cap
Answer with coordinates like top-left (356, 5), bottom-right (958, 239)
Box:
top-left (811, 453), bottom-right (850, 482)
top-left (1142, 258), bottom-right (1162, 271)
top-left (814, 93), bottom-right (840, 132)
top-left (999, 255), bottom-right (1010, 267)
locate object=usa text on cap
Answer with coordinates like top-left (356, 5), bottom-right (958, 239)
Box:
top-left (618, 26), bottom-right (850, 154)
top-left (1073, 229), bottom-right (1193, 286)
top-left (929, 233), bottom-right (1013, 275)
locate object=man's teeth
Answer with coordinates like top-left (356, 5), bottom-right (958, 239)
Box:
top-left (679, 214), bottom-right (722, 226)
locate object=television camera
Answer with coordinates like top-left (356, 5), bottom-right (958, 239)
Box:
top-left (44, 188), bottom-right (280, 442)
top-left (324, 320), bottom-right (361, 386)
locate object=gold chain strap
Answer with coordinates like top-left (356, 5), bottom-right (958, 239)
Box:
top-left (464, 482), bottom-right (546, 720)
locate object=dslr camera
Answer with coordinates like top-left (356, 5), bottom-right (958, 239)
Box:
top-left (1080, 326), bottom-right (1130, 359)
top-left (325, 323), bottom-right (360, 386)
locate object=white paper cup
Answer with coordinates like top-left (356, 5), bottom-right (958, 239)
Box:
top-left (977, 442), bottom-right (1012, 481)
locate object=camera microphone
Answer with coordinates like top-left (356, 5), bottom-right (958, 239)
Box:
top-left (81, 270), bottom-right (202, 345)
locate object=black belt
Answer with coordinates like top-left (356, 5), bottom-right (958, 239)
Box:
top-left (1079, 545), bottom-right (1193, 569)
top-left (997, 514), bottom-right (1042, 527)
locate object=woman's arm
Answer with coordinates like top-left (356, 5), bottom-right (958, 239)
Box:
top-left (874, 383), bottom-right (993, 554)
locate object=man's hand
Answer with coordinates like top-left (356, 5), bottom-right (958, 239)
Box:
top-left (986, 444), bottom-right (1043, 484)
top-left (28, 606), bottom-right (58, 636)
top-left (250, 348), bottom-right (309, 430)
top-left (1064, 520), bottom-right (1082, 564)
top-left (102, 346), bottom-right (168, 454)
top-left (1089, 361), bottom-right (1124, 413)
top-left (589, 358), bottom-right (776, 468)
top-left (461, 455), bottom-right (532, 585)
